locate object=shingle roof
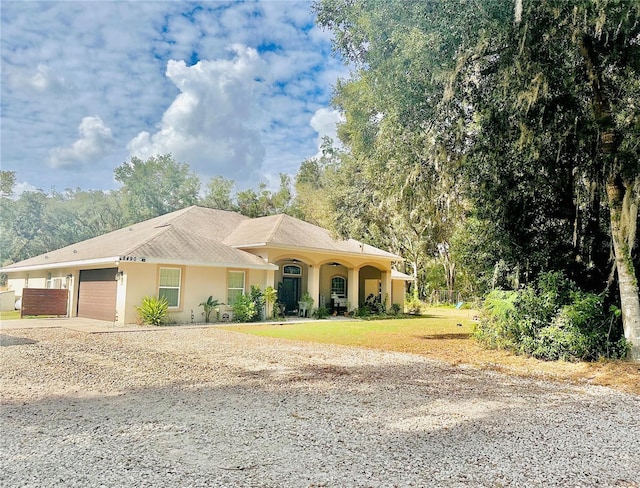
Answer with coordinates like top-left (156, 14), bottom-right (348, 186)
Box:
top-left (2, 206), bottom-right (400, 271)
top-left (1, 207), bottom-right (265, 271)
top-left (224, 214), bottom-right (401, 259)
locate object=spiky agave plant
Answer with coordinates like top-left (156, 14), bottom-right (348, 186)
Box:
top-left (136, 296), bottom-right (169, 326)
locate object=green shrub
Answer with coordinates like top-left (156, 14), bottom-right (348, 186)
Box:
top-left (473, 290), bottom-right (518, 349)
top-left (232, 293), bottom-right (257, 323)
top-left (473, 272), bottom-right (628, 361)
top-left (135, 296), bottom-right (169, 326)
top-left (390, 303), bottom-right (401, 315)
top-left (250, 285), bottom-right (265, 321)
top-left (312, 306), bottom-right (330, 319)
top-left (354, 305), bottom-right (371, 318)
top-left (405, 291), bottom-right (423, 315)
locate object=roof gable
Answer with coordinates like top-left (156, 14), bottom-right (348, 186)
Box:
top-left (225, 214), bottom-right (400, 259)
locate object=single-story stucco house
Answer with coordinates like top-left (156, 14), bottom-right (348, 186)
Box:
top-left (1, 206), bottom-right (412, 324)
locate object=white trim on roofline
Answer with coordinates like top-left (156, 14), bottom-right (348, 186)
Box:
top-left (0, 256), bottom-right (122, 273)
top-left (391, 269), bottom-right (416, 281)
top-left (231, 243), bottom-right (403, 261)
top-left (1, 256), bottom-right (278, 273)
top-left (139, 257), bottom-right (278, 270)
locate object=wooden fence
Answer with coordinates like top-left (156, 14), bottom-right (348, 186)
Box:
top-left (21, 288), bottom-right (69, 317)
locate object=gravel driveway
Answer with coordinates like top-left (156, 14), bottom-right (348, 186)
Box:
top-left (1, 326), bottom-right (638, 487)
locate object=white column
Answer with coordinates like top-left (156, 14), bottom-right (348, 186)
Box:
top-left (115, 270), bottom-right (127, 325)
top-left (307, 265), bottom-right (320, 307)
top-left (381, 271), bottom-right (392, 309)
top-left (266, 269), bottom-right (275, 288)
top-left (348, 267), bottom-right (359, 310)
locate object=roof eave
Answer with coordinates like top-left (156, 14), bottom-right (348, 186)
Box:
top-left (232, 243), bottom-right (403, 261)
top-left (0, 256), bottom-right (122, 274)
top-left (139, 257), bottom-right (278, 270)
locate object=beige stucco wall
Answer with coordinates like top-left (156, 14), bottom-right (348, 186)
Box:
top-left (7, 274), bottom-right (47, 294)
top-left (320, 265), bottom-right (348, 300)
top-left (118, 262), bottom-right (156, 324)
top-left (392, 280), bottom-right (406, 308)
top-left (118, 263), bottom-right (270, 325)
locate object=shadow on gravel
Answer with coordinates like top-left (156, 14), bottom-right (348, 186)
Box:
top-left (414, 333), bottom-right (471, 340)
top-left (2, 364), bottom-right (639, 488)
top-left (0, 334), bottom-right (38, 347)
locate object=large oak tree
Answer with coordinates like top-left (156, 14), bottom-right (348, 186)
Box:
top-left (316, 0), bottom-right (640, 357)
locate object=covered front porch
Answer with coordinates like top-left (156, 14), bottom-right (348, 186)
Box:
top-left (271, 257), bottom-right (396, 316)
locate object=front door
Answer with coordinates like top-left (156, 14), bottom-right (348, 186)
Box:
top-left (280, 277), bottom-right (300, 314)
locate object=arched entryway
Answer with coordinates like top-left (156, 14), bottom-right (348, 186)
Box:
top-left (280, 262), bottom-right (302, 313)
top-left (274, 259), bottom-right (309, 314)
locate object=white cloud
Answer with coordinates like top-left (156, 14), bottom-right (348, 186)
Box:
top-left (128, 45), bottom-right (269, 180)
top-left (1, 1), bottom-right (348, 191)
top-left (14, 181), bottom-right (38, 196)
top-left (310, 107), bottom-right (345, 153)
top-left (27, 64), bottom-right (71, 93)
top-left (311, 107), bottom-right (344, 142)
top-left (48, 116), bottom-right (115, 169)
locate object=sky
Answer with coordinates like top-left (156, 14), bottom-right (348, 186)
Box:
top-left (0, 0), bottom-right (348, 194)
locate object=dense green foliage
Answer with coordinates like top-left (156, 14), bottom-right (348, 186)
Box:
top-left (474, 273), bottom-right (629, 361)
top-left (0, 183), bottom-right (127, 264)
top-left (313, 0), bottom-right (640, 358)
top-left (232, 293), bottom-right (258, 323)
top-left (135, 296), bottom-right (169, 326)
top-left (114, 154), bottom-right (201, 222)
top-left (312, 306), bottom-right (331, 319)
top-left (313, 0), bottom-right (639, 294)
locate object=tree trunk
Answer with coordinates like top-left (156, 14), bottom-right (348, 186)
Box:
top-left (606, 178), bottom-right (640, 360)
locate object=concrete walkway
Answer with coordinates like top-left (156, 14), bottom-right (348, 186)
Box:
top-left (0, 315), bottom-right (355, 334)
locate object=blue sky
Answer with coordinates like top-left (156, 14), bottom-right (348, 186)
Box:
top-left (0, 1), bottom-right (347, 194)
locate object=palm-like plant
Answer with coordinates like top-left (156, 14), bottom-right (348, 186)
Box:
top-left (199, 295), bottom-right (220, 323)
top-left (264, 286), bottom-right (277, 319)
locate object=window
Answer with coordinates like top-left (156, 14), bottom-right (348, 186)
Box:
top-left (159, 268), bottom-right (181, 308)
top-left (331, 276), bottom-right (346, 297)
top-left (228, 270), bottom-right (245, 305)
top-left (283, 265), bottom-right (301, 275)
top-left (46, 273), bottom-right (62, 289)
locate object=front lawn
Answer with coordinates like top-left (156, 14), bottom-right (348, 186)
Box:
top-left (0, 310), bottom-right (20, 320)
top-left (230, 307), bottom-right (640, 395)
top-left (233, 307), bottom-right (474, 355)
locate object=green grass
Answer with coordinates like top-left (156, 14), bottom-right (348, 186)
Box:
top-left (230, 307), bottom-right (476, 354)
top-left (0, 310), bottom-right (21, 320)
top-left (0, 311), bottom-right (60, 320)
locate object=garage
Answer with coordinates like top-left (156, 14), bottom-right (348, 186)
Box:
top-left (77, 268), bottom-right (118, 321)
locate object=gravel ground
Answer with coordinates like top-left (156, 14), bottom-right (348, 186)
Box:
top-left (1, 326), bottom-right (639, 488)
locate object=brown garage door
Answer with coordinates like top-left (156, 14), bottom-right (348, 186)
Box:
top-left (77, 268), bottom-right (117, 321)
